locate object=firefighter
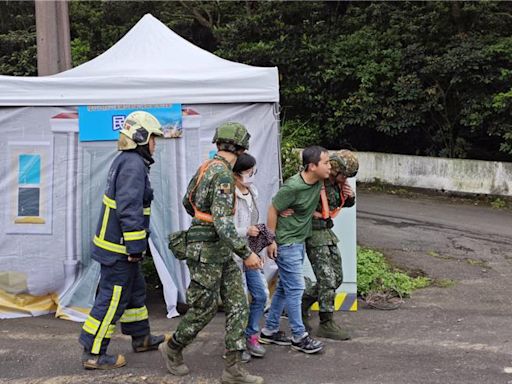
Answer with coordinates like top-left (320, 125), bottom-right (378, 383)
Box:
top-left (79, 111), bottom-right (165, 369)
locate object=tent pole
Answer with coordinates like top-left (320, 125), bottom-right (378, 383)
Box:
top-left (63, 131), bottom-right (78, 290)
top-left (273, 103), bottom-right (283, 185)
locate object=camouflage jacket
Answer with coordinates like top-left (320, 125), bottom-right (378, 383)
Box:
top-left (307, 179), bottom-right (355, 247)
top-left (183, 154), bottom-right (252, 260)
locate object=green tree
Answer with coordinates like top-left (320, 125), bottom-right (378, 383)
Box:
top-left (1, 1), bottom-right (511, 160)
top-left (0, 1), bottom-right (36, 75)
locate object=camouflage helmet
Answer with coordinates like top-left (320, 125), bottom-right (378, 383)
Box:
top-left (212, 122), bottom-right (250, 150)
top-left (118, 111), bottom-right (163, 150)
top-left (330, 149), bottom-right (359, 178)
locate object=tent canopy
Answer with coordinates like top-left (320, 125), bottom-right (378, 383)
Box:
top-left (0, 14), bottom-right (279, 106)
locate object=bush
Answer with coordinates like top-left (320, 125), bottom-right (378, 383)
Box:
top-left (141, 256), bottom-right (161, 290)
top-left (357, 246), bottom-right (430, 297)
top-left (281, 141), bottom-right (301, 181)
top-left (280, 119), bottom-right (321, 180)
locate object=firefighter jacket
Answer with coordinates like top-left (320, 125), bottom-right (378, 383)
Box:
top-left (92, 151), bottom-right (153, 266)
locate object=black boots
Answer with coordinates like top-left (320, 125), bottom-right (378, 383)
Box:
top-left (301, 295), bottom-right (317, 333)
top-left (132, 333), bottom-right (166, 352)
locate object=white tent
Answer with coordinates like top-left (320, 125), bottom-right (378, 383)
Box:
top-left (0, 14), bottom-right (279, 105)
top-left (0, 14), bottom-right (282, 320)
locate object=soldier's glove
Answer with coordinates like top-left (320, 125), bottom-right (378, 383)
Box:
top-left (128, 253), bottom-right (143, 263)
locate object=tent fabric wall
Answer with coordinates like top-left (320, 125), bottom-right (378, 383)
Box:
top-left (0, 103), bottom-right (279, 320)
top-left (0, 107), bottom-right (73, 317)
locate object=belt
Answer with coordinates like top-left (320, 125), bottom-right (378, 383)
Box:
top-left (187, 225), bottom-right (219, 242)
top-left (312, 218), bottom-right (334, 230)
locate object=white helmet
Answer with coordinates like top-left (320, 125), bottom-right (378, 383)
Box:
top-left (118, 111), bottom-right (163, 150)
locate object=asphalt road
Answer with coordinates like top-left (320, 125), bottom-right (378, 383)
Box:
top-left (1, 190), bottom-right (511, 384)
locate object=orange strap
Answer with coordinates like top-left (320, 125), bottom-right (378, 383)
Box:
top-left (188, 159), bottom-right (235, 223)
top-left (319, 184), bottom-right (330, 219)
top-left (319, 181), bottom-right (347, 220)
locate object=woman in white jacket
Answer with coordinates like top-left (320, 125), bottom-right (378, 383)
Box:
top-left (232, 153), bottom-right (268, 360)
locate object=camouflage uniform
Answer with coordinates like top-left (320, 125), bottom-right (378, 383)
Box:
top-left (304, 179), bottom-right (355, 312)
top-left (173, 154), bottom-right (252, 352)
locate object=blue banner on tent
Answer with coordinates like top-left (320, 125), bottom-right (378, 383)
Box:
top-left (78, 104), bottom-right (182, 142)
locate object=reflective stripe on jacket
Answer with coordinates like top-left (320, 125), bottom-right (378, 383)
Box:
top-left (92, 151), bottom-right (153, 266)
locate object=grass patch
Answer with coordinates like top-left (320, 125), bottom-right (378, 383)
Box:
top-left (465, 258), bottom-right (488, 267)
top-left (432, 278), bottom-right (456, 288)
top-left (358, 246), bottom-right (431, 297)
top-left (490, 197), bottom-right (507, 209)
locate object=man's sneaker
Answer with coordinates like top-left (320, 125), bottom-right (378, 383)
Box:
top-left (291, 334), bottom-right (324, 354)
top-left (82, 351), bottom-right (126, 370)
top-left (246, 335), bottom-right (266, 357)
top-left (259, 330), bottom-right (291, 346)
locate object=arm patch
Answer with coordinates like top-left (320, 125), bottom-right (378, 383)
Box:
top-left (219, 183), bottom-right (232, 194)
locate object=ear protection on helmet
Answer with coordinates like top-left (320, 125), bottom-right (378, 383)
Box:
top-left (132, 127), bottom-right (149, 144)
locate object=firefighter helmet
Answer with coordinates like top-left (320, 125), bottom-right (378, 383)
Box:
top-left (118, 111), bottom-right (163, 150)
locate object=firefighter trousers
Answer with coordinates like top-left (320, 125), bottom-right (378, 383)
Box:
top-left (79, 259), bottom-right (150, 355)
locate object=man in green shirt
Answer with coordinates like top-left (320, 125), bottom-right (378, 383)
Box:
top-left (259, 146), bottom-right (330, 354)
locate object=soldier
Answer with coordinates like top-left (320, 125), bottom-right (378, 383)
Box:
top-left (160, 122), bottom-right (264, 384)
top-left (302, 150), bottom-right (359, 340)
top-left (79, 111), bottom-right (166, 369)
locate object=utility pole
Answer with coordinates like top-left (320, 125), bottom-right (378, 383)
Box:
top-left (35, 0), bottom-right (72, 76)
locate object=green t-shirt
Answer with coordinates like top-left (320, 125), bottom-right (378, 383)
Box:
top-left (272, 173), bottom-right (322, 245)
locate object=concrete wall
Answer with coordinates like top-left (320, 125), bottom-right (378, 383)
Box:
top-left (356, 152), bottom-right (512, 197)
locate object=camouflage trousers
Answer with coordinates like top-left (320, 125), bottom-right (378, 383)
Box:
top-left (304, 244), bottom-right (343, 313)
top-left (173, 244), bottom-right (248, 351)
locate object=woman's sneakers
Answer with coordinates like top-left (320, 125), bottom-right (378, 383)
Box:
top-left (246, 335), bottom-right (266, 357)
top-left (290, 333), bottom-right (324, 354)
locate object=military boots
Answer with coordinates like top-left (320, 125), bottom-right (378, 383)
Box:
top-left (316, 312), bottom-right (351, 340)
top-left (132, 333), bottom-right (166, 352)
top-left (159, 335), bottom-right (190, 376)
top-left (221, 351), bottom-right (264, 384)
top-left (301, 294), bottom-right (317, 333)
